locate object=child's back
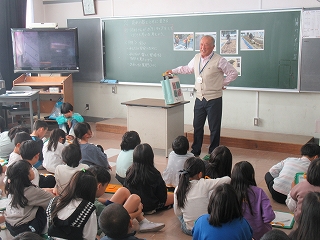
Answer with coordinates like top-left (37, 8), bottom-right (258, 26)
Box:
top-left (192, 184), bottom-right (253, 240)
top-left (162, 151), bottom-right (194, 187)
top-left (124, 143), bottom-right (173, 213)
top-left (265, 143), bottom-right (320, 204)
top-left (242, 185), bottom-right (274, 240)
top-left (47, 170), bottom-right (97, 240)
top-left (205, 145), bottom-right (232, 179)
top-left (174, 157), bottom-right (230, 235)
top-left (0, 126), bottom-right (29, 159)
top-left (55, 144), bottom-right (89, 194)
top-left (5, 160), bottom-right (54, 236)
top-left (174, 177), bottom-right (231, 230)
top-left (162, 136), bottom-right (193, 187)
top-left (116, 131), bottom-right (141, 185)
top-left (42, 128), bottom-right (66, 173)
top-left (286, 158), bottom-right (320, 222)
top-left (232, 161), bottom-right (275, 240)
top-left (73, 122), bottom-right (110, 168)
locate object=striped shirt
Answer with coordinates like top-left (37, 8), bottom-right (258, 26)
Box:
top-left (269, 156), bottom-right (311, 195)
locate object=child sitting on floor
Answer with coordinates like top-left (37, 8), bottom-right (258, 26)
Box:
top-left (73, 122), bottom-right (111, 169)
top-left (124, 143), bottom-right (174, 214)
top-left (231, 161), bottom-right (275, 240)
top-left (20, 140), bottom-right (55, 188)
top-left (0, 125), bottom-right (29, 160)
top-left (205, 145), bottom-right (232, 179)
top-left (192, 183), bottom-right (253, 240)
top-left (286, 157), bottom-right (320, 222)
top-left (265, 142), bottom-right (320, 204)
top-left (5, 160), bottom-right (54, 236)
top-left (54, 144), bottom-right (89, 195)
top-left (174, 157), bottom-right (230, 236)
top-left (30, 120), bottom-right (48, 169)
top-left (42, 128), bottom-right (66, 173)
top-left (56, 102), bottom-right (84, 140)
top-left (7, 132), bottom-right (32, 166)
top-left (289, 191), bottom-right (320, 240)
top-left (47, 170), bottom-right (97, 240)
top-left (89, 165), bottom-right (165, 234)
top-left (116, 131), bottom-right (141, 185)
top-left (99, 203), bottom-right (145, 240)
top-left (162, 135), bottom-right (194, 188)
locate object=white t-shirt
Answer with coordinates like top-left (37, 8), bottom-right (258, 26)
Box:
top-left (7, 152), bottom-right (22, 167)
top-left (162, 151), bottom-right (194, 187)
top-left (0, 131), bottom-right (14, 159)
top-left (174, 176), bottom-right (231, 230)
top-left (55, 164), bottom-right (89, 194)
top-left (116, 149), bottom-right (134, 178)
top-left (42, 141), bottom-right (65, 173)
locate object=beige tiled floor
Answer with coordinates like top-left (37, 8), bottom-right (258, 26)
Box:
top-left (0, 123), bottom-right (298, 239)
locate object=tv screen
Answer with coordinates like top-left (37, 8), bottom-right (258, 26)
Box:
top-left (11, 28), bottom-right (80, 73)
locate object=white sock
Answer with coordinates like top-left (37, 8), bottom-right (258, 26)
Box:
top-left (140, 218), bottom-right (150, 224)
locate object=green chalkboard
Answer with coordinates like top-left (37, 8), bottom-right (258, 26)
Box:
top-left (103, 10), bottom-right (301, 90)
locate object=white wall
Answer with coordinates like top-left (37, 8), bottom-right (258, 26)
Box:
top-left (36, 0), bottom-right (320, 138)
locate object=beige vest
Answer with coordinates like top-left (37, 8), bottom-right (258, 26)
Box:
top-left (194, 53), bottom-right (224, 100)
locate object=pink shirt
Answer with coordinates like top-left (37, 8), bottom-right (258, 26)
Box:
top-left (172, 51), bottom-right (238, 86)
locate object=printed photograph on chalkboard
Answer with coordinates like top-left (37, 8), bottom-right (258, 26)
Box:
top-left (195, 32), bottom-right (217, 51)
top-left (173, 32), bottom-right (194, 51)
top-left (220, 30), bottom-right (238, 55)
top-left (240, 30), bottom-right (264, 50)
top-left (225, 57), bottom-right (241, 76)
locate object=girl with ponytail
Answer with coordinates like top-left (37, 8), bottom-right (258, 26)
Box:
top-left (174, 157), bottom-right (230, 236)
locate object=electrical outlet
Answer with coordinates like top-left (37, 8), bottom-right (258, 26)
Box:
top-left (254, 117), bottom-right (259, 126)
top-left (112, 86), bottom-right (117, 94)
top-left (85, 104), bottom-right (89, 110)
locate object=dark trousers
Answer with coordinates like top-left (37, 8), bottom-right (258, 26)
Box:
top-left (191, 97), bottom-right (222, 156)
top-left (115, 173), bottom-right (125, 185)
top-left (39, 174), bottom-right (56, 188)
top-left (265, 172), bottom-right (287, 204)
top-left (6, 207), bottom-right (47, 236)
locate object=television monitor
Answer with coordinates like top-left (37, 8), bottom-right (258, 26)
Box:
top-left (11, 28), bottom-right (80, 73)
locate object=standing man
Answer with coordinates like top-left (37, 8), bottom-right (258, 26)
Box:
top-left (166, 35), bottom-right (238, 159)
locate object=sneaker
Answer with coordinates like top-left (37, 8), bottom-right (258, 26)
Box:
top-left (202, 154), bottom-right (210, 161)
top-left (139, 220), bottom-right (165, 233)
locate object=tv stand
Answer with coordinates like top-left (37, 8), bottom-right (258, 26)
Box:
top-left (13, 74), bottom-right (74, 117)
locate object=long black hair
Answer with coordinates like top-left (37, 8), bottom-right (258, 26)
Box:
top-left (290, 192), bottom-right (320, 240)
top-left (206, 145), bottom-right (232, 179)
top-left (230, 161), bottom-right (257, 215)
top-left (176, 157), bottom-right (205, 209)
top-left (51, 170), bottom-right (97, 219)
top-left (5, 160), bottom-right (33, 208)
top-left (73, 122), bottom-right (91, 146)
top-left (47, 128), bottom-right (66, 151)
top-left (125, 143), bottom-right (159, 186)
top-left (208, 183), bottom-right (242, 227)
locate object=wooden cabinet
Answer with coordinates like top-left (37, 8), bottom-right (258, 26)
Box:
top-left (13, 74), bottom-right (74, 115)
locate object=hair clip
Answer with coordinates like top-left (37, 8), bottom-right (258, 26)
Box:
top-left (81, 168), bottom-right (86, 172)
top-left (7, 179), bottom-right (11, 184)
top-left (179, 169), bottom-right (189, 175)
